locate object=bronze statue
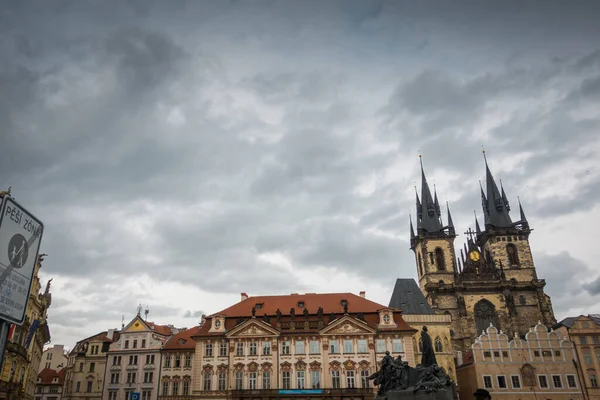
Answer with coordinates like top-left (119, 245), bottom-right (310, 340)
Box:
top-left (317, 307), bottom-right (323, 319)
top-left (263, 313), bottom-right (270, 324)
top-left (276, 309), bottom-right (282, 322)
top-left (303, 308), bottom-right (309, 319)
top-left (251, 307), bottom-right (256, 317)
top-left (290, 307), bottom-right (295, 320)
top-left (420, 326), bottom-right (437, 367)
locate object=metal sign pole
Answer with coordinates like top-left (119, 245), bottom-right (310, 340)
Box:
top-left (0, 319), bottom-right (11, 373)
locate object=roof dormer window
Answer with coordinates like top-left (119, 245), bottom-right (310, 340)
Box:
top-left (255, 303), bottom-right (263, 309)
top-left (297, 301), bottom-right (305, 308)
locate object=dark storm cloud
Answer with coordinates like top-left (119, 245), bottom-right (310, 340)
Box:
top-left (2, 0), bottom-right (600, 346)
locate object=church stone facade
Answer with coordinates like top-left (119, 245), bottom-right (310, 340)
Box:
top-left (410, 155), bottom-right (556, 354)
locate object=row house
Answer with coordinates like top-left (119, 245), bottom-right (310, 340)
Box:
top-left (35, 368), bottom-right (65, 400)
top-left (103, 314), bottom-right (178, 400)
top-left (160, 292), bottom-right (417, 400)
top-left (62, 330), bottom-right (120, 400)
top-left (457, 323), bottom-right (583, 399)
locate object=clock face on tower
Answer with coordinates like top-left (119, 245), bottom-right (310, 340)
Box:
top-left (469, 250), bottom-right (481, 262)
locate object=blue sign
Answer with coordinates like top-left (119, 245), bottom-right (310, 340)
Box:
top-left (130, 393), bottom-right (140, 400)
top-left (278, 389), bottom-right (323, 395)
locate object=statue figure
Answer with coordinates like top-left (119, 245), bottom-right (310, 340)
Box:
top-left (356, 312), bottom-right (365, 321)
top-left (44, 278), bottom-right (53, 295)
top-left (263, 313), bottom-right (270, 324)
top-left (290, 307), bottom-right (295, 320)
top-left (328, 312), bottom-right (336, 323)
top-left (343, 302), bottom-right (348, 314)
top-left (276, 309), bottom-right (282, 322)
top-left (236, 317), bottom-right (243, 325)
top-left (317, 307), bottom-right (323, 319)
top-left (0, 187), bottom-right (11, 198)
top-left (251, 307), bottom-right (256, 317)
top-left (303, 308), bottom-right (309, 319)
top-left (420, 326), bottom-right (437, 367)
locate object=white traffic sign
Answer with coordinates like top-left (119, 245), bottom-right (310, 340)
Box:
top-left (0, 197), bottom-right (44, 324)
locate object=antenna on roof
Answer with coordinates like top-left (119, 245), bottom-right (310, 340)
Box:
top-left (121, 315), bottom-right (125, 329)
top-left (144, 305), bottom-right (149, 321)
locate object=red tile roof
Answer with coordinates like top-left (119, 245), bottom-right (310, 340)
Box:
top-left (37, 368), bottom-right (66, 385)
top-left (162, 326), bottom-right (203, 350)
top-left (143, 321), bottom-right (175, 336)
top-left (215, 292), bottom-right (393, 317)
top-left (192, 292), bottom-right (414, 338)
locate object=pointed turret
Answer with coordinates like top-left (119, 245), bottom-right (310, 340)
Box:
top-left (417, 157), bottom-right (444, 234)
top-left (518, 197), bottom-right (530, 230)
top-left (482, 152), bottom-right (513, 228)
top-left (434, 186), bottom-right (442, 218)
top-left (500, 181), bottom-right (511, 212)
top-left (410, 215), bottom-right (415, 239)
top-left (475, 214), bottom-right (482, 235)
top-left (446, 201), bottom-right (455, 235)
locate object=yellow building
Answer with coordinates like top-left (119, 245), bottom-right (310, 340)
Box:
top-left (0, 256), bottom-right (52, 400)
top-left (62, 329), bottom-right (120, 400)
top-left (410, 156), bottom-right (556, 354)
top-left (168, 292), bottom-right (416, 400)
top-left (555, 314), bottom-right (600, 400)
top-left (457, 323), bottom-right (583, 400)
top-left (388, 278), bottom-right (455, 382)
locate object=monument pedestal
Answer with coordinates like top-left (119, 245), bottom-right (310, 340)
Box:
top-left (378, 388), bottom-right (455, 400)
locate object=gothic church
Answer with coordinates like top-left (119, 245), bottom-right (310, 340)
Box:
top-left (409, 154), bottom-right (556, 354)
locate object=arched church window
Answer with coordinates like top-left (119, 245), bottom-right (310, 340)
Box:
top-left (474, 299), bottom-right (500, 334)
top-left (507, 244), bottom-right (520, 267)
top-left (435, 248), bottom-right (446, 271)
top-left (434, 337), bottom-right (442, 352)
top-left (418, 253), bottom-right (424, 276)
top-left (519, 295), bottom-right (526, 305)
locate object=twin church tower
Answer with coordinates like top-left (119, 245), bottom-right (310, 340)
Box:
top-left (409, 153), bottom-right (556, 353)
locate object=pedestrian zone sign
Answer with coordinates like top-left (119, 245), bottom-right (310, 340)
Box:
top-left (0, 196), bottom-right (43, 324)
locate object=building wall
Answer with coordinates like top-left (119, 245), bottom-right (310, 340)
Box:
top-left (40, 345), bottom-right (68, 372)
top-left (561, 316), bottom-right (600, 400)
top-left (0, 259), bottom-right (51, 400)
top-left (456, 323), bottom-right (583, 399)
top-left (34, 383), bottom-right (63, 400)
top-left (402, 314), bottom-right (456, 382)
top-left (103, 317), bottom-right (171, 400)
top-left (63, 334), bottom-right (114, 400)
top-left (159, 350), bottom-right (194, 397)
top-left (188, 314), bottom-right (414, 399)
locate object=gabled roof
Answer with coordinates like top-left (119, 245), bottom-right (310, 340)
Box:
top-left (37, 368), bottom-right (66, 385)
top-left (162, 326), bottom-right (202, 351)
top-left (557, 314), bottom-right (600, 328)
top-left (69, 330), bottom-right (121, 356)
top-left (214, 292), bottom-right (387, 317)
top-left (122, 315), bottom-right (175, 336)
top-left (388, 279), bottom-right (434, 315)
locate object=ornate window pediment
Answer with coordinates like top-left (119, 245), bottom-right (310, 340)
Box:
top-left (309, 361), bottom-right (321, 371)
top-left (280, 361), bottom-right (292, 372)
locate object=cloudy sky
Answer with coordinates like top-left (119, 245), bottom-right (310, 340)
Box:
top-left (1, 0), bottom-right (600, 349)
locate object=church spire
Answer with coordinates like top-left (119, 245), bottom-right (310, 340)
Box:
top-left (475, 212), bottom-right (482, 235)
top-left (409, 215), bottom-right (415, 240)
top-left (418, 156), bottom-right (444, 233)
top-left (482, 151), bottom-right (512, 228)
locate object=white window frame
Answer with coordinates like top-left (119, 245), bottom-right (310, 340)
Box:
top-left (376, 339), bottom-right (386, 353)
top-left (496, 375), bottom-right (507, 389)
top-left (311, 370), bottom-right (320, 389)
top-left (392, 338), bottom-right (403, 353)
top-left (295, 340), bottom-right (305, 355)
top-left (263, 341), bottom-right (271, 355)
top-left (329, 340), bottom-right (339, 354)
top-left (510, 374), bottom-right (521, 389)
top-left (566, 374), bottom-right (577, 388)
top-left (218, 372), bottom-right (227, 391)
top-left (343, 339), bottom-right (353, 354)
top-left (248, 372), bottom-right (257, 389)
top-left (331, 370), bottom-right (340, 388)
top-left (282, 371), bottom-right (291, 389)
top-left (236, 342), bottom-right (244, 356)
top-left (551, 374), bottom-right (563, 388)
top-left (249, 342), bottom-right (257, 356)
top-left (281, 341), bottom-right (291, 355)
top-left (482, 375), bottom-right (493, 389)
top-left (235, 371), bottom-right (244, 390)
top-left (310, 340), bottom-right (319, 354)
top-left (537, 374), bottom-right (549, 389)
top-left (297, 370), bottom-right (305, 389)
top-left (346, 370), bottom-right (355, 388)
top-left (357, 339), bottom-right (368, 353)
top-left (262, 371), bottom-right (271, 389)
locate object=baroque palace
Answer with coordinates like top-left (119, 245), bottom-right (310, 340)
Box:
top-left (177, 292), bottom-right (414, 400)
top-left (409, 155), bottom-right (556, 354)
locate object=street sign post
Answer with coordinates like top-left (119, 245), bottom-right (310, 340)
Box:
top-left (0, 196), bottom-right (44, 324)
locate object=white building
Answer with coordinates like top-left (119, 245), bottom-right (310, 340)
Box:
top-left (39, 345), bottom-right (68, 372)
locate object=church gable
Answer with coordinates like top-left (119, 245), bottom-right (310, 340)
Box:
top-left (320, 315), bottom-right (376, 335)
top-left (226, 319), bottom-right (279, 338)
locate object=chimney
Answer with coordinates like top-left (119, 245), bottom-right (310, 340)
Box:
top-left (359, 291), bottom-right (366, 298)
top-left (107, 329), bottom-right (115, 340)
top-left (241, 293), bottom-right (249, 301)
